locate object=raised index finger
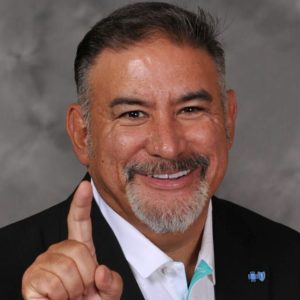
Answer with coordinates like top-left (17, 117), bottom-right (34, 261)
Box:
top-left (67, 181), bottom-right (96, 257)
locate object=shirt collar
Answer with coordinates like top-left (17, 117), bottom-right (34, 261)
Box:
top-left (92, 180), bottom-right (215, 282)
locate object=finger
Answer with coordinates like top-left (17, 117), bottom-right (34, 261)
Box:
top-left (67, 181), bottom-right (96, 257)
top-left (95, 265), bottom-right (123, 300)
top-left (33, 252), bottom-right (85, 299)
top-left (48, 240), bottom-right (96, 291)
top-left (22, 267), bottom-right (69, 300)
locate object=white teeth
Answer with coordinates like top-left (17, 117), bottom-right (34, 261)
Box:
top-left (151, 169), bottom-right (191, 179)
top-left (168, 170), bottom-right (190, 179)
top-left (152, 174), bottom-right (169, 179)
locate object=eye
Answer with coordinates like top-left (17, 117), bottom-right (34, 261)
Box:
top-left (119, 110), bottom-right (146, 119)
top-left (179, 106), bottom-right (204, 114)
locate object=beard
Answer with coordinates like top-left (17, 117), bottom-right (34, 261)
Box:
top-left (124, 154), bottom-right (209, 234)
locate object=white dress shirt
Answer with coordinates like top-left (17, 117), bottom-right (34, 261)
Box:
top-left (92, 180), bottom-right (215, 300)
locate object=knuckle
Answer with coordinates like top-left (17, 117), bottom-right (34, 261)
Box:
top-left (60, 239), bottom-right (92, 261)
top-left (48, 242), bottom-right (60, 252)
top-left (22, 259), bottom-right (44, 285)
top-left (71, 240), bottom-right (89, 256)
top-left (43, 273), bottom-right (62, 291)
top-left (22, 269), bottom-right (66, 299)
top-left (59, 256), bottom-right (76, 274)
top-left (21, 266), bottom-right (32, 286)
top-left (48, 240), bottom-right (73, 251)
top-left (47, 239), bottom-right (90, 257)
top-left (34, 251), bottom-right (50, 264)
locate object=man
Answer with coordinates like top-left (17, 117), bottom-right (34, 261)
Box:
top-left (1, 2), bottom-right (299, 299)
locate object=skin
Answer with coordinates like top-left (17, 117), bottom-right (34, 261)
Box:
top-left (22, 182), bottom-right (123, 300)
top-left (22, 38), bottom-right (237, 298)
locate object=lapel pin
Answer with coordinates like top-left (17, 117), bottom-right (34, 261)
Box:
top-left (248, 271), bottom-right (266, 283)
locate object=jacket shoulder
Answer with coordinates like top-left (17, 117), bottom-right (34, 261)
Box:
top-left (212, 196), bottom-right (300, 255)
top-left (1, 197), bottom-right (71, 252)
top-left (213, 197), bottom-right (299, 235)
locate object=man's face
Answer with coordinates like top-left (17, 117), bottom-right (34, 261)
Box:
top-left (70, 38), bottom-right (236, 233)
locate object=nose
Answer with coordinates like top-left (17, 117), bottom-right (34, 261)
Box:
top-left (146, 116), bottom-right (186, 159)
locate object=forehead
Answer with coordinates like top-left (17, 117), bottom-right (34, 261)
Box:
top-left (88, 39), bottom-right (220, 102)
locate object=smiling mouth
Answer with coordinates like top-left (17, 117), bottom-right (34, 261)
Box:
top-left (148, 169), bottom-right (191, 180)
top-left (125, 155), bottom-right (209, 183)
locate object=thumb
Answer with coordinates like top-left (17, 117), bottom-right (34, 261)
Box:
top-left (67, 181), bottom-right (96, 258)
top-left (95, 265), bottom-right (123, 300)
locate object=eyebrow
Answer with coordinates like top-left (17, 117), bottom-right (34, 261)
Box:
top-left (109, 97), bottom-right (151, 108)
top-left (180, 89), bottom-right (212, 102)
top-left (109, 89), bottom-right (212, 108)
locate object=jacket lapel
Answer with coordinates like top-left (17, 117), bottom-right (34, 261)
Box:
top-left (212, 197), bottom-right (270, 300)
top-left (91, 199), bottom-right (145, 300)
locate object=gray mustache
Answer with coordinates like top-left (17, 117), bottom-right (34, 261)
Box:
top-left (125, 154), bottom-right (209, 182)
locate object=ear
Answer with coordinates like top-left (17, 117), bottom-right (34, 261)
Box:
top-left (66, 104), bottom-right (90, 166)
top-left (225, 89), bottom-right (237, 149)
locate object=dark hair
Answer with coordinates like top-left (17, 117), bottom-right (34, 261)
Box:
top-left (75, 2), bottom-right (225, 123)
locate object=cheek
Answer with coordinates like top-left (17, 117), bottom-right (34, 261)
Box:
top-left (187, 120), bottom-right (229, 180)
top-left (93, 126), bottom-right (146, 170)
top-left (188, 119), bottom-right (228, 154)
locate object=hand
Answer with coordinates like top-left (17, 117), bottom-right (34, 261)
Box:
top-left (22, 181), bottom-right (123, 300)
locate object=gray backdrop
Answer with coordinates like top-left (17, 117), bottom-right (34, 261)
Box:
top-left (1, 0), bottom-right (299, 231)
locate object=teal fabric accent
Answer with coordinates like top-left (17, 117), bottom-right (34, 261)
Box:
top-left (186, 260), bottom-right (213, 299)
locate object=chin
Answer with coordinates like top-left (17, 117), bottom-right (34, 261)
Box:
top-left (125, 180), bottom-right (209, 234)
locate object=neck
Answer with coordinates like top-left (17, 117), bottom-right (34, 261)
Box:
top-left (140, 202), bottom-right (209, 281)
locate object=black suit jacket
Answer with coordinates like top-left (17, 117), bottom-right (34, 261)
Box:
top-left (1, 179), bottom-right (300, 299)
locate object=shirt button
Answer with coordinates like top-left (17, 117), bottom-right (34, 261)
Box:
top-left (161, 266), bottom-right (171, 275)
